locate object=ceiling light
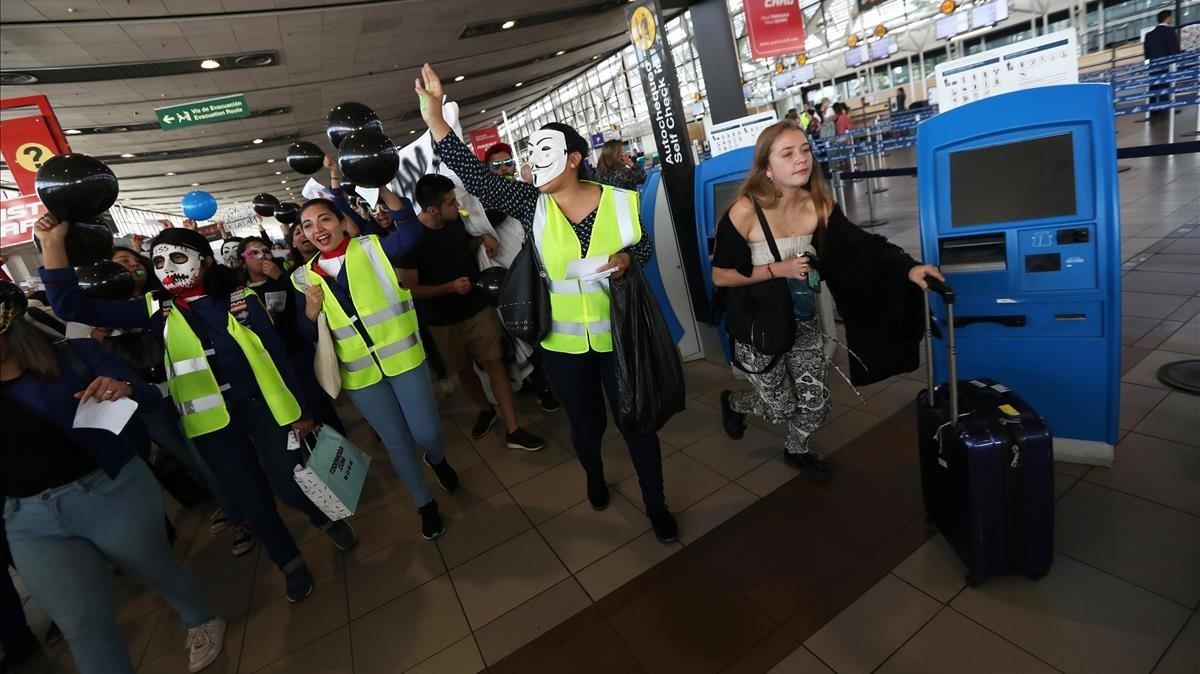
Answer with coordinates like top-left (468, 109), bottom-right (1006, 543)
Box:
top-left (120, 153), bottom-right (135, 158)
top-left (281, 180), bottom-right (287, 184)
top-left (480, 109), bottom-right (487, 113)
top-left (593, 55), bottom-right (601, 60)
top-left (502, 20), bottom-right (516, 29)
top-left (252, 138), bottom-right (263, 144)
top-left (166, 172), bottom-right (176, 176)
top-left (267, 158), bottom-right (276, 163)
top-left (515, 81), bottom-right (524, 87)
top-left (555, 50), bottom-right (566, 56)
top-left (275, 171), bottom-right (282, 175)
top-left (191, 182), bottom-right (199, 186)
top-left (64, 128), bottom-right (82, 135)
top-left (200, 59), bottom-right (221, 70)
top-left (454, 75), bottom-right (465, 82)
top-left (410, 130), bottom-right (416, 134)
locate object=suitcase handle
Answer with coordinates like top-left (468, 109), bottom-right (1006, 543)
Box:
top-left (923, 280), bottom-right (958, 425)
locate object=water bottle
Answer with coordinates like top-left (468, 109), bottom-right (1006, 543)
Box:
top-left (787, 253), bottom-right (817, 322)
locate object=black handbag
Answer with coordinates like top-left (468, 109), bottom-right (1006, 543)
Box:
top-left (722, 201), bottom-right (796, 374)
top-left (497, 239), bottom-right (551, 344)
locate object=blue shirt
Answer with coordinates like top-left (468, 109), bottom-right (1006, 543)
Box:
top-left (39, 266), bottom-right (308, 416)
top-left (0, 338), bottom-right (161, 479)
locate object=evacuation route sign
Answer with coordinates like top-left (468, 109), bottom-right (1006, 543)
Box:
top-left (155, 94), bottom-right (250, 131)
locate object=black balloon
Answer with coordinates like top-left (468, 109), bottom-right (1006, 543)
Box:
top-left (337, 130), bottom-right (398, 189)
top-left (274, 201), bottom-right (301, 225)
top-left (77, 260), bottom-right (134, 301)
top-left (252, 192), bottom-right (280, 217)
top-left (286, 141), bottom-right (325, 175)
top-left (35, 153), bottom-right (119, 223)
top-left (326, 102), bottom-right (383, 149)
top-left (474, 267), bottom-right (506, 306)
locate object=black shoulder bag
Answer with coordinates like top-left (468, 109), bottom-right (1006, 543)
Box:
top-left (723, 201), bottom-right (796, 374)
top-left (497, 239), bottom-right (551, 344)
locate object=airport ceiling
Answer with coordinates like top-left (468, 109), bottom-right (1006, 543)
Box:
top-left (0, 0), bottom-right (684, 213)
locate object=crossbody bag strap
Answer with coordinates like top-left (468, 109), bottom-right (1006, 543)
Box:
top-left (751, 200), bottom-right (785, 263)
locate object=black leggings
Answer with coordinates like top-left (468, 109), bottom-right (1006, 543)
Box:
top-left (539, 348), bottom-right (665, 511)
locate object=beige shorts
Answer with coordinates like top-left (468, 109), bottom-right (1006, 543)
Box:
top-left (427, 309), bottom-right (505, 374)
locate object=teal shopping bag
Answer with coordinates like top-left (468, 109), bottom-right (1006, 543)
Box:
top-left (293, 426), bottom-right (371, 520)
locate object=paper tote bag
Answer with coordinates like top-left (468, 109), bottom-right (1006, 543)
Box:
top-left (292, 426), bottom-right (371, 520)
top-left (314, 312), bottom-right (342, 399)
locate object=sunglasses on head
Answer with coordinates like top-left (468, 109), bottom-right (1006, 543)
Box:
top-left (489, 158), bottom-right (516, 169)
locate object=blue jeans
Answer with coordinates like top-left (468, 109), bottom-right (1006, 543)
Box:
top-left (141, 401), bottom-right (244, 524)
top-left (3, 460), bottom-right (212, 674)
top-left (193, 397), bottom-right (329, 572)
top-left (346, 362), bottom-right (443, 508)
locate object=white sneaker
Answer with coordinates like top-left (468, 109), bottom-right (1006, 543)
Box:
top-left (185, 616), bottom-right (226, 672)
top-left (208, 508), bottom-right (228, 534)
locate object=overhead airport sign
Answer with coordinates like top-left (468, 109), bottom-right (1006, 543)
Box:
top-left (155, 94), bottom-right (250, 131)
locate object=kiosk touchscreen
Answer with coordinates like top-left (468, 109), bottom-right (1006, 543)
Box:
top-left (917, 84), bottom-right (1121, 465)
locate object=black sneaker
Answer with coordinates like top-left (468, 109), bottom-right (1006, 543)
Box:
top-left (784, 451), bottom-right (832, 483)
top-left (418, 500), bottom-right (445, 540)
top-left (285, 564), bottom-right (314, 603)
top-left (539, 389), bottom-right (561, 412)
top-left (230, 525), bottom-right (256, 557)
top-left (587, 476), bottom-right (610, 511)
top-left (324, 520), bottom-right (357, 551)
top-left (647, 506), bottom-right (678, 544)
top-left (720, 390), bottom-right (746, 440)
top-left (506, 427), bottom-right (545, 452)
top-left (472, 409), bottom-right (498, 439)
top-left (424, 454), bottom-right (461, 492)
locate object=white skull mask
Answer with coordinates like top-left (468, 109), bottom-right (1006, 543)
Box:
top-left (152, 243), bottom-right (204, 293)
top-left (220, 240), bottom-right (242, 268)
top-left (528, 130), bottom-right (570, 188)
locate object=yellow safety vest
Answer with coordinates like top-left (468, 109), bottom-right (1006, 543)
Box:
top-left (291, 235), bottom-right (424, 390)
top-left (147, 290), bottom-right (301, 438)
top-left (533, 183), bottom-right (641, 354)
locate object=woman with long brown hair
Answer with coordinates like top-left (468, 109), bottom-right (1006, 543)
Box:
top-left (711, 120), bottom-right (942, 481)
top-left (592, 139), bottom-right (646, 190)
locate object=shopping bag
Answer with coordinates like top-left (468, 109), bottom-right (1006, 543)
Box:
top-left (314, 312), bottom-right (342, 399)
top-left (610, 262), bottom-right (686, 434)
top-left (292, 426), bottom-right (370, 520)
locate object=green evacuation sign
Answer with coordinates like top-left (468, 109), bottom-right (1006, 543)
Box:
top-left (155, 94), bottom-right (250, 130)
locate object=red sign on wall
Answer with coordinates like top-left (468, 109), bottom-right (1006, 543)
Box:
top-left (743, 0), bottom-right (807, 60)
top-left (467, 127), bottom-right (503, 161)
top-left (0, 194), bottom-right (48, 249)
top-left (0, 116), bottom-right (63, 196)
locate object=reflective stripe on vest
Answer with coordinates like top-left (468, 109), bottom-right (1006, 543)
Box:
top-left (533, 184), bottom-right (641, 354)
top-left (148, 291), bottom-right (301, 438)
top-left (293, 236), bottom-right (424, 390)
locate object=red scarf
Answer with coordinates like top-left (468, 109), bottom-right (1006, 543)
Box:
top-left (170, 284), bottom-right (206, 308)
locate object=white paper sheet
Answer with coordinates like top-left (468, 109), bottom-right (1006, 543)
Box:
top-left (565, 256), bottom-right (610, 280)
top-left (73, 397), bottom-right (139, 435)
top-left (302, 178), bottom-right (331, 201)
top-left (356, 186), bottom-right (380, 208)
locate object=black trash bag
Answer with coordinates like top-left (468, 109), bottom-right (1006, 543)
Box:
top-left (610, 262), bottom-right (686, 434)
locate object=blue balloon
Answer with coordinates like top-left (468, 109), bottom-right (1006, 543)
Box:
top-left (181, 190), bottom-right (218, 220)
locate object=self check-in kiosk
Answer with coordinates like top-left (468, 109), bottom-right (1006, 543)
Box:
top-left (693, 146), bottom-right (756, 363)
top-left (639, 168), bottom-right (705, 361)
top-left (917, 84), bottom-right (1121, 465)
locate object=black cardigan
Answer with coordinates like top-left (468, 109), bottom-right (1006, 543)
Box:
top-left (712, 203), bottom-right (923, 385)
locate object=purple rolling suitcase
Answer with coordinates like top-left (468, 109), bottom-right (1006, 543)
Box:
top-left (916, 279), bottom-right (1054, 586)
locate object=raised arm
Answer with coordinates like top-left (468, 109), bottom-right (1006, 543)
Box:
top-left (416, 63), bottom-right (540, 225)
top-left (35, 215), bottom-right (154, 330)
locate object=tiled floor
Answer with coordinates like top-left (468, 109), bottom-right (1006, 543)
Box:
top-left (10, 112), bottom-right (1198, 673)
